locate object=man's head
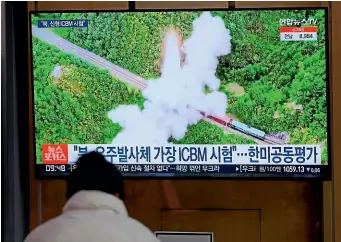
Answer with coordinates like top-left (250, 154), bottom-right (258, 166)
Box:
top-left (66, 151), bottom-right (124, 200)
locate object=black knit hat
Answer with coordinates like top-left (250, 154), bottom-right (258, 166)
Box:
top-left (66, 151), bottom-right (124, 200)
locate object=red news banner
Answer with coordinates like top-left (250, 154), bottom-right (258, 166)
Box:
top-left (280, 26), bottom-right (318, 41)
top-left (42, 144), bottom-right (69, 164)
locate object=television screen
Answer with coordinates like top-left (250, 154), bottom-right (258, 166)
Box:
top-left (30, 8), bottom-right (331, 179)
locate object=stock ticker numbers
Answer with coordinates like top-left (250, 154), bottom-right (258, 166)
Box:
top-left (41, 164), bottom-right (323, 177)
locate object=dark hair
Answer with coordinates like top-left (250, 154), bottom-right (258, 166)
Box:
top-left (66, 151), bottom-right (124, 200)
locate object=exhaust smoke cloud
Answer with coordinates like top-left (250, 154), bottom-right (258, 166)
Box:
top-left (108, 12), bottom-right (232, 145)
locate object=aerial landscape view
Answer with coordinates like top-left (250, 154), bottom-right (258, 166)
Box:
top-left (31, 9), bottom-right (328, 164)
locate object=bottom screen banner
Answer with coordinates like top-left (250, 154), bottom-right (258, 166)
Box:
top-left (35, 164), bottom-right (328, 179)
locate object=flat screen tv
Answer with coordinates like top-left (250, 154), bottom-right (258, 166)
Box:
top-left (30, 8), bottom-right (331, 179)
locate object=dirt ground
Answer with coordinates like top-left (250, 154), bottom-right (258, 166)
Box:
top-left (225, 82), bottom-right (245, 97)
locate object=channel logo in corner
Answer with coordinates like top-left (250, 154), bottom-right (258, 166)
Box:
top-left (42, 144), bottom-right (68, 164)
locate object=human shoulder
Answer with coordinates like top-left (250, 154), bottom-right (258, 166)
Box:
top-left (24, 215), bottom-right (63, 242)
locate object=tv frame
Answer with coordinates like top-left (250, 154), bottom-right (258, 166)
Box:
top-left (29, 7), bottom-right (332, 181)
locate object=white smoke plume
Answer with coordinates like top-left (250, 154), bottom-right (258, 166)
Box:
top-left (108, 11), bottom-right (231, 145)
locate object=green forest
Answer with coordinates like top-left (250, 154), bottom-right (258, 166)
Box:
top-left (32, 38), bottom-right (254, 164)
top-left (32, 9), bottom-right (328, 164)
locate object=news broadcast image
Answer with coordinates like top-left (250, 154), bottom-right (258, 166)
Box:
top-left (30, 9), bottom-right (330, 178)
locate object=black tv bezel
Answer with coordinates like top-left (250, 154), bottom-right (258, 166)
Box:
top-left (29, 7), bottom-right (332, 181)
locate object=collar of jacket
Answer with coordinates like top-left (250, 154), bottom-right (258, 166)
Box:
top-left (62, 190), bottom-right (128, 216)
